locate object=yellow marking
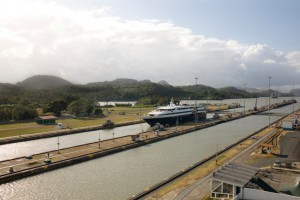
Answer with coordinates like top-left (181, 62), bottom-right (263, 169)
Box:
top-left (88, 154), bottom-right (93, 158)
top-left (43, 166), bottom-right (48, 170)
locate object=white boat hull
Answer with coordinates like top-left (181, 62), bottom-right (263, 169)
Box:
top-left (143, 112), bottom-right (206, 126)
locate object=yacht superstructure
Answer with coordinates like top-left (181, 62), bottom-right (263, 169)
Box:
top-left (143, 100), bottom-right (206, 126)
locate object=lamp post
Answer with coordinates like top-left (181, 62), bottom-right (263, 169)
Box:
top-left (244, 83), bottom-right (246, 115)
top-left (268, 76), bottom-right (272, 128)
top-left (98, 131), bottom-right (101, 149)
top-left (141, 122), bottom-right (144, 133)
top-left (57, 136), bottom-right (60, 154)
top-left (139, 107), bottom-right (141, 122)
top-left (293, 84), bottom-right (295, 116)
top-left (176, 116), bottom-right (179, 130)
top-left (215, 137), bottom-right (218, 165)
top-left (195, 77), bottom-right (198, 125)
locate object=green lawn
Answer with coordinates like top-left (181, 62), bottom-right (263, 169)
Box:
top-left (0, 106), bottom-right (155, 139)
top-left (0, 126), bottom-right (56, 138)
top-left (0, 121), bottom-right (37, 129)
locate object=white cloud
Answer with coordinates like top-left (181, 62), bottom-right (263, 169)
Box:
top-left (239, 63), bottom-right (247, 70)
top-left (263, 59), bottom-right (276, 64)
top-left (285, 51), bottom-right (300, 68)
top-left (0, 0), bottom-right (299, 88)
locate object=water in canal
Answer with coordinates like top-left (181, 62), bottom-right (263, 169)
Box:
top-left (0, 123), bottom-right (150, 161)
top-left (0, 98), bottom-right (299, 200)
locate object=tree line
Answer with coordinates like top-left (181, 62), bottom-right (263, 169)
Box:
top-left (0, 97), bottom-right (102, 122)
top-left (2, 79), bottom-right (288, 122)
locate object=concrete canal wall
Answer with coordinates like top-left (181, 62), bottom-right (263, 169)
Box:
top-left (0, 100), bottom-right (296, 185)
top-left (0, 120), bottom-right (142, 145)
top-left (129, 113), bottom-right (294, 199)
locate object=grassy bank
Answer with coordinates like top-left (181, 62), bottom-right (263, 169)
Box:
top-left (0, 106), bottom-right (155, 139)
top-left (0, 104), bottom-right (227, 139)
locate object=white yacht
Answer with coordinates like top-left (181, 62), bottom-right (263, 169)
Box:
top-left (143, 99), bottom-right (206, 126)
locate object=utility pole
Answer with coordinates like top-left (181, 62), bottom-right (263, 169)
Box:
top-left (244, 83), bottom-right (246, 115)
top-left (268, 76), bottom-right (272, 128)
top-left (98, 131), bottom-right (101, 149)
top-left (293, 84), bottom-right (295, 116)
top-left (176, 116), bottom-right (179, 130)
top-left (215, 138), bottom-right (218, 165)
top-left (195, 77), bottom-right (198, 126)
top-left (139, 107), bottom-right (141, 121)
top-left (57, 136), bottom-right (60, 154)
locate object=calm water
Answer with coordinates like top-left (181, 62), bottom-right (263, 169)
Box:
top-left (0, 98), bottom-right (298, 200)
top-left (0, 123), bottom-right (150, 161)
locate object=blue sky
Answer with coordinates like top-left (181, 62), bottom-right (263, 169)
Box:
top-left (60, 0), bottom-right (300, 52)
top-left (0, 0), bottom-right (299, 89)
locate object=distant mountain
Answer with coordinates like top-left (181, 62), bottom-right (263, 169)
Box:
top-left (87, 78), bottom-right (139, 87)
top-left (245, 87), bottom-right (264, 93)
top-left (0, 83), bottom-right (21, 93)
top-left (180, 84), bottom-right (215, 92)
top-left (110, 78), bottom-right (139, 85)
top-left (293, 89), bottom-right (300, 96)
top-left (140, 79), bottom-right (151, 83)
top-left (158, 80), bottom-right (170, 85)
top-left (17, 75), bottom-right (72, 90)
top-left (0, 83), bottom-right (23, 104)
top-left (218, 86), bottom-right (255, 98)
top-left (3, 75), bottom-right (296, 106)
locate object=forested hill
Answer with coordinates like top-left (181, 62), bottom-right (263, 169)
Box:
top-left (16, 75), bottom-right (72, 90)
top-left (0, 75), bottom-right (294, 105)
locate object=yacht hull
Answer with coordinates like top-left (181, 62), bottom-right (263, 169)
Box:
top-left (143, 112), bottom-right (206, 126)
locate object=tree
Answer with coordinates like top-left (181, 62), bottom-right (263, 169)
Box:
top-left (67, 99), bottom-right (96, 116)
top-left (44, 100), bottom-right (68, 116)
top-left (0, 106), bottom-right (13, 121)
top-left (85, 103), bottom-right (94, 115)
top-left (12, 105), bottom-right (37, 120)
top-left (93, 107), bottom-right (103, 115)
top-left (67, 100), bottom-right (86, 116)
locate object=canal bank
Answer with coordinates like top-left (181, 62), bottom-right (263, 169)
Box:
top-left (130, 112), bottom-right (297, 199)
top-left (0, 103), bottom-right (236, 145)
top-left (0, 98), bottom-right (293, 145)
top-left (0, 100), bottom-right (295, 185)
top-left (0, 99), bottom-right (298, 200)
top-left (0, 120), bottom-right (142, 145)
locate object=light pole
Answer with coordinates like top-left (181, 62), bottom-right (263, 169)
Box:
top-left (293, 84), bottom-right (295, 116)
top-left (195, 77), bottom-right (198, 125)
top-left (141, 121), bottom-right (144, 133)
top-left (98, 131), bottom-right (101, 149)
top-left (215, 137), bottom-right (218, 165)
top-left (112, 129), bottom-right (115, 142)
top-left (244, 83), bottom-right (246, 115)
top-left (268, 76), bottom-right (272, 128)
top-left (176, 116), bottom-right (179, 130)
top-left (139, 107), bottom-right (141, 122)
top-left (57, 136), bottom-right (60, 154)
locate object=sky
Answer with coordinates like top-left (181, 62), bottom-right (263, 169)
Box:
top-left (0, 0), bottom-right (299, 90)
